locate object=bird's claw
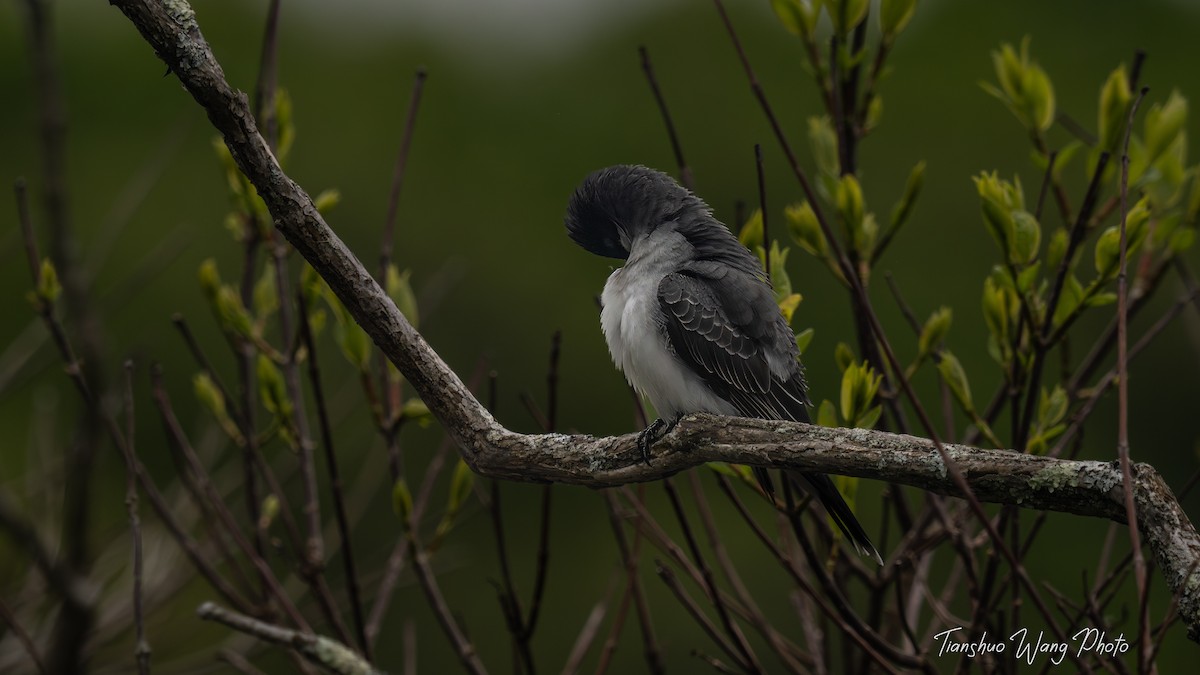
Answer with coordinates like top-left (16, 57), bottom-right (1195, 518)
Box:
top-left (637, 416), bottom-right (680, 465)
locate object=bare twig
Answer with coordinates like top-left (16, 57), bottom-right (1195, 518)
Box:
top-left (122, 361), bottom-right (152, 675)
top-left (0, 596), bottom-right (47, 675)
top-left (662, 478), bottom-right (762, 673)
top-left (299, 290), bottom-right (369, 657)
top-left (1118, 85), bottom-right (1151, 673)
top-left (603, 492), bottom-right (665, 675)
top-left (379, 67), bottom-right (429, 280)
top-left (407, 539), bottom-right (489, 675)
top-left (638, 45), bottom-right (693, 190)
top-left (755, 143), bottom-right (770, 275)
top-left (199, 602), bottom-right (381, 675)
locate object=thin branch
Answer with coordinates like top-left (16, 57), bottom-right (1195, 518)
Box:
top-left (407, 538), bottom-right (490, 675)
top-left (199, 602), bottom-right (381, 675)
top-left (299, 290), bottom-right (369, 658)
top-left (1118, 85), bottom-right (1151, 673)
top-left (755, 143), bottom-right (770, 275)
top-left (662, 478), bottom-right (762, 673)
top-left (123, 361), bottom-right (152, 675)
top-left (638, 45), bottom-right (693, 190)
top-left (0, 596), bottom-right (47, 675)
top-left (378, 66), bottom-right (429, 281)
top-left (603, 492), bottom-right (665, 675)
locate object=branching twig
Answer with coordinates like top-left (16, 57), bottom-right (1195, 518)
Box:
top-left (299, 290), bottom-right (369, 657)
top-left (1118, 85), bottom-right (1151, 673)
top-left (198, 602), bottom-right (381, 675)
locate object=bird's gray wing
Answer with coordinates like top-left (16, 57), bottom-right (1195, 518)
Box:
top-left (657, 271), bottom-right (809, 422)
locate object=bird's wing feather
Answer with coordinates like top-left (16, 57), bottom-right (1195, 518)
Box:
top-left (657, 271), bottom-right (809, 422)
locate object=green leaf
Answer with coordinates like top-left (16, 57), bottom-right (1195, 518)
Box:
top-left (739, 208), bottom-right (764, 252)
top-left (937, 351), bottom-right (974, 412)
top-left (392, 479), bottom-right (413, 525)
top-left (401, 398), bottom-right (433, 427)
top-left (253, 266), bottom-right (279, 319)
top-left (795, 327), bottom-right (815, 355)
top-left (325, 288), bottom-right (372, 371)
top-left (198, 258), bottom-right (221, 303)
top-left (260, 494), bottom-right (280, 529)
top-left (770, 0), bottom-right (819, 37)
top-left (828, 0), bottom-right (869, 35)
top-left (1098, 65), bottom-right (1131, 151)
top-left (313, 189), bottom-right (341, 214)
top-left (768, 242), bottom-right (794, 301)
top-left (917, 307), bottom-right (952, 357)
top-left (879, 0), bottom-right (917, 40)
top-left (836, 174), bottom-right (866, 247)
top-left (273, 88), bottom-right (296, 166)
top-left (865, 95), bottom-right (884, 133)
top-left (193, 373), bottom-right (226, 420)
top-left (1009, 210), bottom-right (1042, 265)
top-left (840, 361), bottom-right (882, 423)
top-left (37, 258), bottom-right (61, 304)
top-left (778, 293), bottom-right (802, 325)
top-left (447, 459), bottom-right (475, 515)
top-left (1169, 227), bottom-right (1196, 253)
top-left (785, 201), bottom-right (828, 257)
top-left (808, 116), bottom-right (840, 179)
top-left (856, 405), bottom-right (882, 430)
top-left (1086, 292), bottom-right (1117, 307)
top-left (256, 354), bottom-right (293, 420)
top-left (1145, 90), bottom-right (1187, 163)
top-left (1052, 274), bottom-right (1085, 327)
top-left (216, 286), bottom-right (255, 339)
top-left (386, 265), bottom-right (420, 329)
top-left (817, 399), bottom-right (838, 428)
top-left (834, 342), bottom-right (855, 373)
top-left (1039, 386), bottom-right (1068, 428)
top-left (986, 38), bottom-right (1055, 132)
top-left (890, 160), bottom-right (926, 230)
top-left (1044, 228), bottom-right (1069, 272)
top-left (1017, 261), bottom-right (1041, 294)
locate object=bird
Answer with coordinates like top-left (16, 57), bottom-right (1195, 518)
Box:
top-left (564, 164), bottom-right (882, 565)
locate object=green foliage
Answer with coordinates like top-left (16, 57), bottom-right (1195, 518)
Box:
top-left (839, 360), bottom-right (883, 429)
top-left (386, 264), bottom-right (420, 329)
top-left (392, 478), bottom-right (413, 528)
top-left (827, 0), bottom-right (869, 36)
top-left (430, 459), bottom-right (476, 551)
top-left (36, 258), bottom-right (61, 305)
top-left (880, 0), bottom-right (918, 41)
top-left (917, 307), bottom-right (952, 359)
top-left (770, 0), bottom-right (820, 38)
top-left (1097, 65), bottom-right (1131, 152)
top-left (785, 201), bottom-right (828, 257)
top-left (738, 208), bottom-right (764, 252)
top-left (982, 37), bottom-right (1056, 133)
top-left (323, 283), bottom-right (372, 372)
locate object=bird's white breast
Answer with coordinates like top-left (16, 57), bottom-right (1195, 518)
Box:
top-left (599, 233), bottom-right (738, 420)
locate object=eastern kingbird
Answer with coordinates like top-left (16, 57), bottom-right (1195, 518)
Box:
top-left (565, 164), bottom-right (882, 565)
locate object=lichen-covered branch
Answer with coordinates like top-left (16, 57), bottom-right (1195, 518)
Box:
top-left (107, 0), bottom-right (1200, 645)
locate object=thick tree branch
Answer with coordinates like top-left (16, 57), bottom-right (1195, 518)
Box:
top-left (107, 0), bottom-right (1200, 645)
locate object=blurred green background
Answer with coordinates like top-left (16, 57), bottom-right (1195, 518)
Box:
top-left (3, 0), bottom-right (1200, 671)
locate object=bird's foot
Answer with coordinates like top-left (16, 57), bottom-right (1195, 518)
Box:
top-left (637, 416), bottom-right (680, 465)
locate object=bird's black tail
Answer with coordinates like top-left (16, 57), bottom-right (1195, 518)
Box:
top-left (791, 472), bottom-right (883, 566)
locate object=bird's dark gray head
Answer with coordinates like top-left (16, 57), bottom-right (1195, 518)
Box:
top-left (564, 165), bottom-right (706, 260)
